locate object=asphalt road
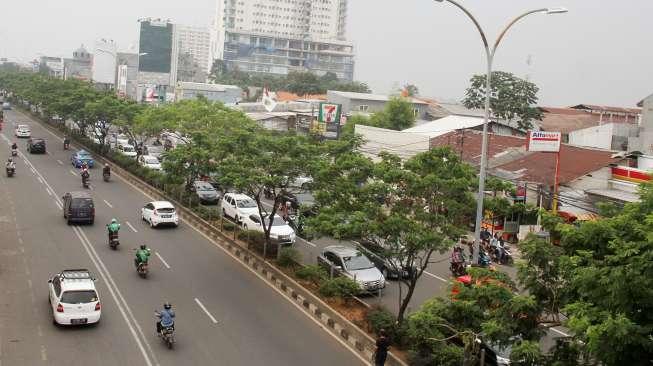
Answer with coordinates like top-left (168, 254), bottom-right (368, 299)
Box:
top-left (0, 109), bottom-right (364, 366)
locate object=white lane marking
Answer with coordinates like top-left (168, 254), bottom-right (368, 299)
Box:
top-left (424, 271), bottom-right (448, 283)
top-left (40, 345), bottom-right (47, 361)
top-left (37, 177), bottom-right (44, 185)
top-left (46, 151), bottom-right (52, 156)
top-left (194, 298), bottom-right (218, 324)
top-left (106, 148), bottom-right (374, 365)
top-left (55, 201), bottom-right (62, 210)
top-left (0, 132), bottom-right (156, 366)
top-left (73, 226), bottom-right (156, 366)
top-left (69, 169), bottom-right (77, 176)
top-left (30, 167), bottom-right (36, 174)
top-left (46, 187), bottom-right (52, 196)
top-left (18, 237), bottom-right (23, 244)
top-left (27, 279), bottom-right (32, 289)
top-left (103, 199), bottom-right (113, 208)
top-left (126, 221), bottom-right (138, 233)
top-left (56, 159), bottom-right (63, 165)
top-left (155, 252), bottom-right (171, 269)
top-left (550, 327), bottom-right (571, 337)
top-left (299, 238), bottom-right (317, 248)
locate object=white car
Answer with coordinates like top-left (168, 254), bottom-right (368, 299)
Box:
top-left (142, 201), bottom-right (178, 228)
top-left (139, 155), bottom-right (162, 170)
top-left (221, 193), bottom-right (259, 223)
top-left (48, 269), bottom-right (101, 325)
top-left (114, 134), bottom-right (130, 147)
top-left (317, 246), bottom-right (386, 293)
top-left (14, 124), bottom-right (31, 138)
top-left (117, 144), bottom-right (137, 158)
top-left (240, 214), bottom-right (296, 244)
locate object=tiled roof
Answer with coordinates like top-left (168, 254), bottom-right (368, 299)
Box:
top-left (431, 130), bottom-right (620, 186)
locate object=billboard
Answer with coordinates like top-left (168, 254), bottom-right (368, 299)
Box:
top-left (527, 131), bottom-right (561, 152)
top-left (318, 103), bottom-right (342, 123)
top-left (93, 39), bottom-right (117, 85)
top-left (139, 21), bottom-right (173, 73)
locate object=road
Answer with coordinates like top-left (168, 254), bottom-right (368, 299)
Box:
top-left (0, 109), bottom-right (364, 366)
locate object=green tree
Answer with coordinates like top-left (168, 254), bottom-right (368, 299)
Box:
top-left (463, 71), bottom-right (543, 130)
top-left (404, 84), bottom-right (419, 97)
top-left (369, 97), bottom-right (416, 130)
top-left (309, 147), bottom-right (476, 323)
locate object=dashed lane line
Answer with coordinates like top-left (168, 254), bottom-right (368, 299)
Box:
top-left (155, 252), bottom-right (171, 269)
top-left (126, 221), bottom-right (138, 233)
top-left (194, 298), bottom-right (218, 324)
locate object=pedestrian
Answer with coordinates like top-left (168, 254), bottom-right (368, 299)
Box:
top-left (374, 329), bottom-right (391, 366)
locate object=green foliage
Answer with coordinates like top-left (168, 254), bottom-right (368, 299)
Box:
top-left (277, 247), bottom-right (301, 268)
top-left (403, 84), bottom-right (419, 97)
top-left (310, 146), bottom-right (476, 322)
top-left (510, 340), bottom-right (545, 366)
top-left (295, 265), bottom-right (328, 286)
top-left (463, 71), bottom-right (543, 130)
top-left (318, 276), bottom-right (361, 298)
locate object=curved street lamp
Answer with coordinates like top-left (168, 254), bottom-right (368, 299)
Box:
top-left (433, 0), bottom-right (567, 262)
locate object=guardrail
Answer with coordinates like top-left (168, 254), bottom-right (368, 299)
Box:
top-left (31, 112), bottom-right (407, 366)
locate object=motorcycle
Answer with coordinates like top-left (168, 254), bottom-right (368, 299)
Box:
top-left (103, 172), bottom-right (110, 182)
top-left (82, 176), bottom-right (90, 189)
top-left (155, 312), bottom-right (175, 349)
top-left (477, 249), bottom-right (492, 267)
top-left (449, 261), bottom-right (467, 277)
top-left (498, 245), bottom-right (514, 265)
top-left (108, 232), bottom-right (119, 250)
top-left (137, 261), bottom-right (149, 278)
top-left (63, 141), bottom-right (70, 150)
top-left (6, 166), bottom-right (15, 177)
top-left (11, 148), bottom-right (17, 157)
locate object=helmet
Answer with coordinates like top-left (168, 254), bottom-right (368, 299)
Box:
top-left (105, 163), bottom-right (109, 167)
top-left (111, 218), bottom-right (117, 224)
top-left (163, 302), bottom-right (172, 310)
top-left (140, 244), bottom-right (147, 250)
top-left (7, 158), bottom-right (12, 163)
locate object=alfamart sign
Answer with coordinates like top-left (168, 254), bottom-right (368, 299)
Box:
top-left (527, 131), bottom-right (562, 152)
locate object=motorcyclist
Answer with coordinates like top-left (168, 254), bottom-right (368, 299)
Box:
top-left (81, 167), bottom-right (90, 185)
top-left (135, 244), bottom-right (151, 268)
top-left (11, 142), bottom-right (17, 151)
top-left (450, 246), bottom-right (466, 275)
top-left (156, 302), bottom-right (175, 334)
top-left (103, 163), bottom-right (111, 177)
top-left (6, 158), bottom-right (15, 171)
top-left (107, 218), bottom-right (120, 242)
top-left (63, 135), bottom-right (70, 148)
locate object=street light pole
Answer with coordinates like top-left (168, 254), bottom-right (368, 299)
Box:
top-left (433, 0), bottom-right (567, 263)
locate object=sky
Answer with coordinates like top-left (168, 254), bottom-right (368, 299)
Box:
top-left (0, 0), bottom-right (651, 107)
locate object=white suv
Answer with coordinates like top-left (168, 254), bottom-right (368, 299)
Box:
top-left (142, 201), bottom-right (179, 228)
top-left (48, 269), bottom-right (101, 325)
top-left (221, 193), bottom-right (259, 223)
top-left (14, 124), bottom-right (31, 138)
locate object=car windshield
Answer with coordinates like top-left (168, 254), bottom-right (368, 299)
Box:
top-left (71, 198), bottom-right (93, 208)
top-left (237, 199), bottom-right (257, 208)
top-left (60, 290), bottom-right (98, 304)
top-left (156, 207), bottom-right (175, 213)
top-left (77, 152), bottom-right (91, 158)
top-left (145, 158), bottom-right (159, 164)
top-left (263, 216), bottom-right (287, 226)
top-left (122, 146), bottom-right (135, 152)
top-left (343, 254), bottom-right (375, 270)
top-left (197, 184), bottom-right (213, 191)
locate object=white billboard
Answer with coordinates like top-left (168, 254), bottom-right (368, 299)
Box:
top-left (93, 39), bottom-right (117, 85)
top-left (527, 131), bottom-right (562, 152)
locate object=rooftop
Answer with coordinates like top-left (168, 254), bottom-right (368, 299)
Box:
top-left (327, 91), bottom-right (428, 105)
top-left (177, 82), bottom-right (241, 92)
top-left (403, 115), bottom-right (485, 138)
top-left (275, 91), bottom-right (326, 102)
top-left (571, 104), bottom-right (642, 115)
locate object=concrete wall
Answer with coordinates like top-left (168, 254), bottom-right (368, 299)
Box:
top-left (567, 166), bottom-right (612, 191)
top-left (569, 123), bottom-right (614, 149)
top-left (642, 94), bottom-right (653, 130)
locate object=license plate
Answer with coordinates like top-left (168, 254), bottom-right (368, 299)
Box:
top-left (71, 318), bottom-right (88, 325)
top-left (161, 215), bottom-right (172, 218)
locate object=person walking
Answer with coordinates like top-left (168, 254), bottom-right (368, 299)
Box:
top-left (374, 329), bottom-right (391, 366)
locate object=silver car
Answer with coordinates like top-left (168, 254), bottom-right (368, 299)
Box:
top-left (193, 180), bottom-right (221, 204)
top-left (317, 245), bottom-right (386, 293)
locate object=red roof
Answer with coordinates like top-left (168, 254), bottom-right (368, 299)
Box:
top-left (431, 130), bottom-right (620, 186)
top-left (275, 91), bottom-right (326, 102)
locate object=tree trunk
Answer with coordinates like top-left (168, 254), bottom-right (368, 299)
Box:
top-left (397, 277), bottom-right (418, 324)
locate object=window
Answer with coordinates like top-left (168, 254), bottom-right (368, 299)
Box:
top-left (71, 198), bottom-right (93, 209)
top-left (358, 105), bottom-right (369, 112)
top-left (343, 254), bottom-right (375, 271)
top-left (157, 207), bottom-right (175, 214)
top-left (60, 290), bottom-right (98, 304)
top-left (52, 277), bottom-right (62, 297)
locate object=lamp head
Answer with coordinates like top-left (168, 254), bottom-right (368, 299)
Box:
top-left (545, 7), bottom-right (568, 14)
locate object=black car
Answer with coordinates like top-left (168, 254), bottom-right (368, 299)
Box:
top-left (355, 240), bottom-right (416, 280)
top-left (62, 192), bottom-right (95, 225)
top-left (279, 190), bottom-right (315, 210)
top-left (27, 138), bottom-right (46, 154)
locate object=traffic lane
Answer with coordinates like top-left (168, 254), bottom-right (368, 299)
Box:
top-left (0, 148), bottom-right (145, 365)
top-left (17, 114), bottom-right (364, 365)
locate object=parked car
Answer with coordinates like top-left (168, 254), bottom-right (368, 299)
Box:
top-left (141, 201), bottom-right (178, 228)
top-left (290, 176), bottom-right (313, 189)
top-left (355, 240), bottom-right (416, 280)
top-left (240, 214), bottom-right (296, 245)
top-left (317, 245), bottom-right (386, 293)
top-left (138, 155), bottom-right (162, 171)
top-left (143, 145), bottom-right (165, 160)
top-left (3, 102), bottom-right (11, 110)
top-left (279, 190), bottom-right (315, 210)
top-left (48, 269), bottom-right (101, 325)
top-left (14, 124), bottom-right (31, 138)
top-left (192, 180), bottom-right (220, 204)
top-left (62, 191), bottom-right (95, 225)
top-left (221, 193), bottom-right (259, 223)
top-left (71, 149), bottom-right (95, 168)
top-left (116, 143), bottom-right (137, 158)
top-left (27, 137), bottom-right (46, 154)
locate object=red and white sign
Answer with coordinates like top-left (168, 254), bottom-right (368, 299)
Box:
top-left (527, 131), bottom-right (561, 152)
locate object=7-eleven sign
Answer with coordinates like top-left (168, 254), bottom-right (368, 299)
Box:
top-left (318, 103), bottom-right (342, 123)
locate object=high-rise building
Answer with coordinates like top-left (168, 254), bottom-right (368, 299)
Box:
top-left (93, 39), bottom-right (118, 88)
top-left (173, 25), bottom-right (211, 75)
top-left (138, 19), bottom-right (175, 102)
top-left (210, 0), bottom-right (354, 81)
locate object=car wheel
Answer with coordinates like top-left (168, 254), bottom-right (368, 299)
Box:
top-left (66, 219), bottom-right (71, 225)
top-left (222, 208), bottom-right (227, 218)
top-left (89, 219), bottom-right (94, 225)
top-left (382, 268), bottom-right (389, 279)
top-left (149, 219), bottom-right (155, 228)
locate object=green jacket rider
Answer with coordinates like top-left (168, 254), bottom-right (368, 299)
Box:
top-left (107, 218), bottom-right (120, 234)
top-left (135, 244), bottom-right (151, 266)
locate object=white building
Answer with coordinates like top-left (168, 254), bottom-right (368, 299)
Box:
top-left (92, 39), bottom-right (117, 87)
top-left (210, 0), bottom-right (354, 80)
top-left (173, 25), bottom-right (211, 74)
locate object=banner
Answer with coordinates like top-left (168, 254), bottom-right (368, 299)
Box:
top-left (527, 131), bottom-right (561, 152)
top-left (318, 103), bottom-right (341, 123)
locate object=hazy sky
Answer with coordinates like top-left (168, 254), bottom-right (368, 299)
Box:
top-left (1, 0), bottom-right (651, 107)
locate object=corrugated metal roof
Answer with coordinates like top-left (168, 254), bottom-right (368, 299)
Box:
top-left (403, 115), bottom-right (485, 137)
top-left (177, 82), bottom-right (241, 92)
top-left (327, 91), bottom-right (428, 104)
